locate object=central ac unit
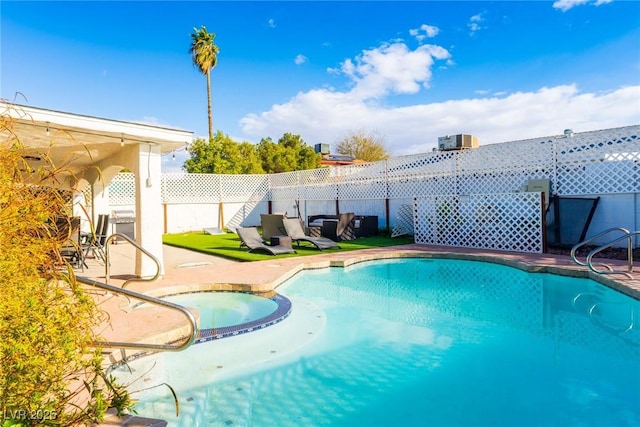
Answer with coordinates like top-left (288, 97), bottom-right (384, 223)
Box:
top-left (438, 134), bottom-right (479, 151)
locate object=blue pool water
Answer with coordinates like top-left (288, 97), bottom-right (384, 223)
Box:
top-left (163, 292), bottom-right (279, 329)
top-left (122, 258), bottom-right (640, 426)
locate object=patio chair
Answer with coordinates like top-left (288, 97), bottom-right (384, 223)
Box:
top-left (260, 214), bottom-right (287, 240)
top-left (83, 214), bottom-right (110, 264)
top-left (236, 227), bottom-right (296, 256)
top-left (282, 218), bottom-right (340, 250)
top-left (60, 216), bottom-right (86, 270)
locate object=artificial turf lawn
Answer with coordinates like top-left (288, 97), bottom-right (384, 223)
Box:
top-left (162, 230), bottom-right (415, 262)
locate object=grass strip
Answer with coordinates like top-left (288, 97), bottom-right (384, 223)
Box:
top-left (163, 230), bottom-right (414, 262)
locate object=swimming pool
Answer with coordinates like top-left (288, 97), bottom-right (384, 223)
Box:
top-left (116, 258), bottom-right (640, 426)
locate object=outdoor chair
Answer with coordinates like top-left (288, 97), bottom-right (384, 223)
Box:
top-left (60, 216), bottom-right (86, 270)
top-left (236, 227), bottom-right (296, 256)
top-left (83, 213), bottom-right (110, 264)
top-left (307, 212), bottom-right (356, 241)
top-left (282, 218), bottom-right (340, 250)
top-left (260, 214), bottom-right (287, 240)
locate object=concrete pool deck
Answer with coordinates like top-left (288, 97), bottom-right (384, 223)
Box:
top-left (86, 242), bottom-right (640, 426)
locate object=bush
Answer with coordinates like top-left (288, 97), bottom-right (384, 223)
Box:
top-left (0, 110), bottom-right (132, 425)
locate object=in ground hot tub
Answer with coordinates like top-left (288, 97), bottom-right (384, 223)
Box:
top-left (139, 291), bottom-right (292, 343)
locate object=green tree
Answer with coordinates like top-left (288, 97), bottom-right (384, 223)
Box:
top-left (184, 132), bottom-right (319, 174)
top-left (0, 112), bottom-right (132, 425)
top-left (336, 129), bottom-right (390, 162)
top-left (189, 25), bottom-right (220, 140)
top-left (257, 133), bottom-right (320, 173)
top-left (237, 142), bottom-right (265, 174)
top-left (184, 132), bottom-right (264, 174)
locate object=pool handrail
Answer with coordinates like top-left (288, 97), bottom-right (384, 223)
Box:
top-left (570, 227), bottom-right (633, 275)
top-left (585, 231), bottom-right (638, 277)
top-left (77, 275), bottom-right (198, 352)
top-left (104, 232), bottom-right (161, 289)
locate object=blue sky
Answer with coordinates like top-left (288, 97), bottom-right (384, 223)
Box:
top-left (2, 0), bottom-right (639, 172)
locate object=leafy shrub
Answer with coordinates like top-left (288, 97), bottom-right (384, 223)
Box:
top-left (0, 109), bottom-right (132, 426)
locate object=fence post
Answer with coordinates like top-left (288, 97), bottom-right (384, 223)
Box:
top-left (541, 192), bottom-right (547, 253)
top-left (385, 159), bottom-right (390, 232)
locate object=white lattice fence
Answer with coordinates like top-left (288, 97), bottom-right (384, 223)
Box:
top-left (107, 125), bottom-right (639, 237)
top-left (555, 126), bottom-right (639, 195)
top-left (162, 173), bottom-right (220, 203)
top-left (270, 171), bottom-right (299, 202)
top-left (457, 138), bottom-right (556, 195)
top-left (109, 172), bottom-right (136, 206)
top-left (219, 174), bottom-right (270, 202)
top-left (386, 151), bottom-right (456, 178)
top-left (298, 168), bottom-right (336, 200)
top-left (338, 179), bottom-right (387, 200)
top-left (414, 192), bottom-right (543, 253)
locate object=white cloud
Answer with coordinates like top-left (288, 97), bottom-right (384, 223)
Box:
top-left (240, 84), bottom-right (640, 156)
top-left (239, 35), bottom-right (638, 157)
top-left (409, 24), bottom-right (440, 43)
top-left (337, 42), bottom-right (451, 99)
top-left (553, 0), bottom-right (613, 12)
top-left (268, 18), bottom-right (276, 28)
top-left (468, 12), bottom-right (486, 35)
top-left (294, 54), bottom-right (307, 65)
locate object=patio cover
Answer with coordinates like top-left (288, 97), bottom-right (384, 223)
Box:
top-left (1, 101), bottom-right (194, 278)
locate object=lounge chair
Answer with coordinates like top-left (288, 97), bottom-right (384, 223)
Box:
top-left (260, 214), bottom-right (287, 240)
top-left (236, 227), bottom-right (296, 256)
top-left (282, 218), bottom-right (340, 250)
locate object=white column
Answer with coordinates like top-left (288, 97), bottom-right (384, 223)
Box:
top-left (134, 143), bottom-right (165, 277)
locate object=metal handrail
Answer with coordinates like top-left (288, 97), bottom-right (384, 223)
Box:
top-left (585, 231), bottom-right (639, 276)
top-left (104, 232), bottom-right (161, 288)
top-left (77, 275), bottom-right (198, 352)
top-left (570, 227), bottom-right (630, 267)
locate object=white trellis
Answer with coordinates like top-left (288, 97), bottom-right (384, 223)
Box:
top-left (413, 192), bottom-right (544, 253)
top-left (108, 125), bottom-right (639, 248)
top-left (109, 172), bottom-right (136, 206)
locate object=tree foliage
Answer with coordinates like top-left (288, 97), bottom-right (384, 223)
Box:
top-left (0, 111), bottom-right (132, 426)
top-left (335, 129), bottom-right (390, 162)
top-left (257, 133), bottom-right (320, 173)
top-left (184, 132), bottom-right (320, 174)
top-left (189, 25), bottom-right (220, 140)
top-left (184, 132), bottom-right (264, 174)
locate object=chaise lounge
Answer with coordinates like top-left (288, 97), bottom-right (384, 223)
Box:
top-left (236, 227), bottom-right (296, 256)
top-left (282, 218), bottom-right (340, 250)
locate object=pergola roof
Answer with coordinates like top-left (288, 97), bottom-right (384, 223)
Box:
top-left (2, 102), bottom-right (193, 180)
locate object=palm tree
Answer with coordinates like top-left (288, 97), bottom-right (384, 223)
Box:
top-left (189, 25), bottom-right (220, 140)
